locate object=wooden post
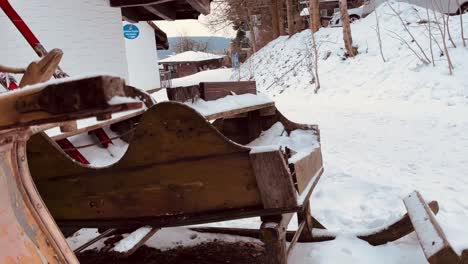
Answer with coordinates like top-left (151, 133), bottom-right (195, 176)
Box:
top-left (339, 0), bottom-right (356, 57)
top-left (309, 0), bottom-right (321, 32)
top-left (278, 0), bottom-right (286, 36)
top-left (271, 0), bottom-right (280, 39)
top-left (286, 0), bottom-right (295, 36)
top-left (260, 215), bottom-right (291, 264)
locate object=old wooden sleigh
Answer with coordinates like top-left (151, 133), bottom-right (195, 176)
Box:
top-left (2, 76), bottom-right (465, 264)
top-left (23, 81), bottom-right (325, 263)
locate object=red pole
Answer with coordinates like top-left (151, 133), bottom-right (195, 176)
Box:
top-left (0, 0), bottom-right (68, 78)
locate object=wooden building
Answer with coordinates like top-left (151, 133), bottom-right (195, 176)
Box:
top-left (159, 51), bottom-right (226, 78)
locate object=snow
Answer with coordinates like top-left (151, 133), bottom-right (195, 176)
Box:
top-left (65, 2), bottom-right (468, 263)
top-left (185, 93), bottom-right (273, 117)
top-left (159, 51), bottom-right (225, 63)
top-left (247, 122), bottom-right (320, 163)
top-left (113, 226), bottom-right (153, 253)
top-left (170, 68), bottom-right (235, 87)
top-left (108, 96), bottom-right (141, 105)
top-left (403, 191), bottom-right (444, 257)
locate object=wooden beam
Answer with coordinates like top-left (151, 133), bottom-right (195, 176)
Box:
top-left (404, 191), bottom-right (460, 264)
top-left (0, 76), bottom-right (141, 130)
top-left (144, 4), bottom-right (176, 21)
top-left (185, 0), bottom-right (210, 15)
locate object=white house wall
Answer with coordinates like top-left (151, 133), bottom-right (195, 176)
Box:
top-left (0, 0), bottom-right (129, 80)
top-left (124, 22), bottom-right (160, 91)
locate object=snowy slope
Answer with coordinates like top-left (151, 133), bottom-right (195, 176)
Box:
top-left (237, 1), bottom-right (468, 107)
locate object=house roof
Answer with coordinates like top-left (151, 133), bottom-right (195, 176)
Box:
top-left (147, 22), bottom-right (169, 50)
top-left (159, 51), bottom-right (225, 64)
top-left (110, 0), bottom-right (211, 22)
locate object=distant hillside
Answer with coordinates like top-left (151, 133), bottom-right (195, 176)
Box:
top-left (158, 36), bottom-right (231, 60)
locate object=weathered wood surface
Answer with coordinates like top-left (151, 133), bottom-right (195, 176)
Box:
top-left (250, 149), bottom-right (298, 209)
top-left (0, 75), bottom-right (141, 130)
top-left (167, 81), bottom-right (257, 103)
top-left (166, 85), bottom-right (200, 102)
top-left (404, 191), bottom-right (460, 264)
top-left (50, 109), bottom-right (145, 141)
top-left (114, 228), bottom-right (159, 258)
top-left (260, 214), bottom-right (293, 264)
top-left (204, 102), bottom-right (275, 121)
top-left (28, 102), bottom-right (265, 225)
top-left (292, 147), bottom-right (323, 194)
top-left (200, 81), bottom-right (257, 101)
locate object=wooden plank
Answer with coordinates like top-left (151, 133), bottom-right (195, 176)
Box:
top-left (200, 81), bottom-right (257, 101)
top-left (144, 4), bottom-right (175, 21)
top-left (292, 147), bottom-right (323, 194)
top-left (185, 0), bottom-right (211, 15)
top-left (191, 201), bottom-right (442, 246)
top-left (250, 149), bottom-right (298, 209)
top-left (113, 227), bottom-right (159, 257)
top-left (166, 85), bottom-right (200, 102)
top-left (74, 229), bottom-right (117, 253)
top-left (50, 109), bottom-right (145, 141)
top-left (0, 76), bottom-right (142, 130)
top-left (247, 110), bottom-right (263, 142)
top-left (287, 221), bottom-right (305, 257)
top-left (205, 102), bottom-right (275, 121)
top-left (404, 191), bottom-right (460, 264)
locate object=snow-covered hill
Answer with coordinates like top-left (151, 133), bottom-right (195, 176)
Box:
top-left (238, 1), bottom-right (468, 107)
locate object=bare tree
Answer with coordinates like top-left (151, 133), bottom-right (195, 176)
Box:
top-left (387, 1), bottom-right (431, 64)
top-left (374, 8), bottom-right (386, 62)
top-left (340, 0), bottom-right (356, 57)
top-left (173, 35), bottom-right (209, 53)
top-left (309, 0), bottom-right (321, 32)
top-left (431, 0), bottom-right (454, 74)
top-left (426, 6), bottom-right (435, 66)
top-left (456, 0), bottom-right (466, 46)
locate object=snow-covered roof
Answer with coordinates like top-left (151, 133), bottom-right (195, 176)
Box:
top-left (159, 51), bottom-right (226, 64)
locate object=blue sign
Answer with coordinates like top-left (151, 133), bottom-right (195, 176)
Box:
top-left (233, 53), bottom-right (239, 69)
top-left (123, 24), bottom-right (140, 40)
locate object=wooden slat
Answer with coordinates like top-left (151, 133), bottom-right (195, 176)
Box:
top-left (0, 76), bottom-right (142, 130)
top-left (404, 191), bottom-right (460, 264)
top-left (50, 109), bottom-right (145, 141)
top-left (292, 147), bottom-right (323, 194)
top-left (74, 229), bottom-right (117, 253)
top-left (166, 85), bottom-right (200, 102)
top-left (205, 102), bottom-right (275, 121)
top-left (200, 81), bottom-right (257, 101)
top-left (250, 149), bottom-right (297, 209)
top-left (185, 0), bottom-right (211, 15)
top-left (113, 227), bottom-right (159, 257)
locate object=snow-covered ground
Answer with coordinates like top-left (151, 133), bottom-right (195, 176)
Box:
top-left (69, 1), bottom-right (468, 263)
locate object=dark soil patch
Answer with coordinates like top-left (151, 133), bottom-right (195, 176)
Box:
top-left (78, 241), bottom-right (265, 264)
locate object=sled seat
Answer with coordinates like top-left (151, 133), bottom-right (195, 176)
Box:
top-left (404, 191), bottom-right (468, 264)
top-left (0, 75), bottom-right (143, 264)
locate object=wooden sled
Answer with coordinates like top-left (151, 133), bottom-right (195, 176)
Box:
top-left (23, 81), bottom-right (325, 263)
top-left (0, 75), bottom-right (142, 264)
